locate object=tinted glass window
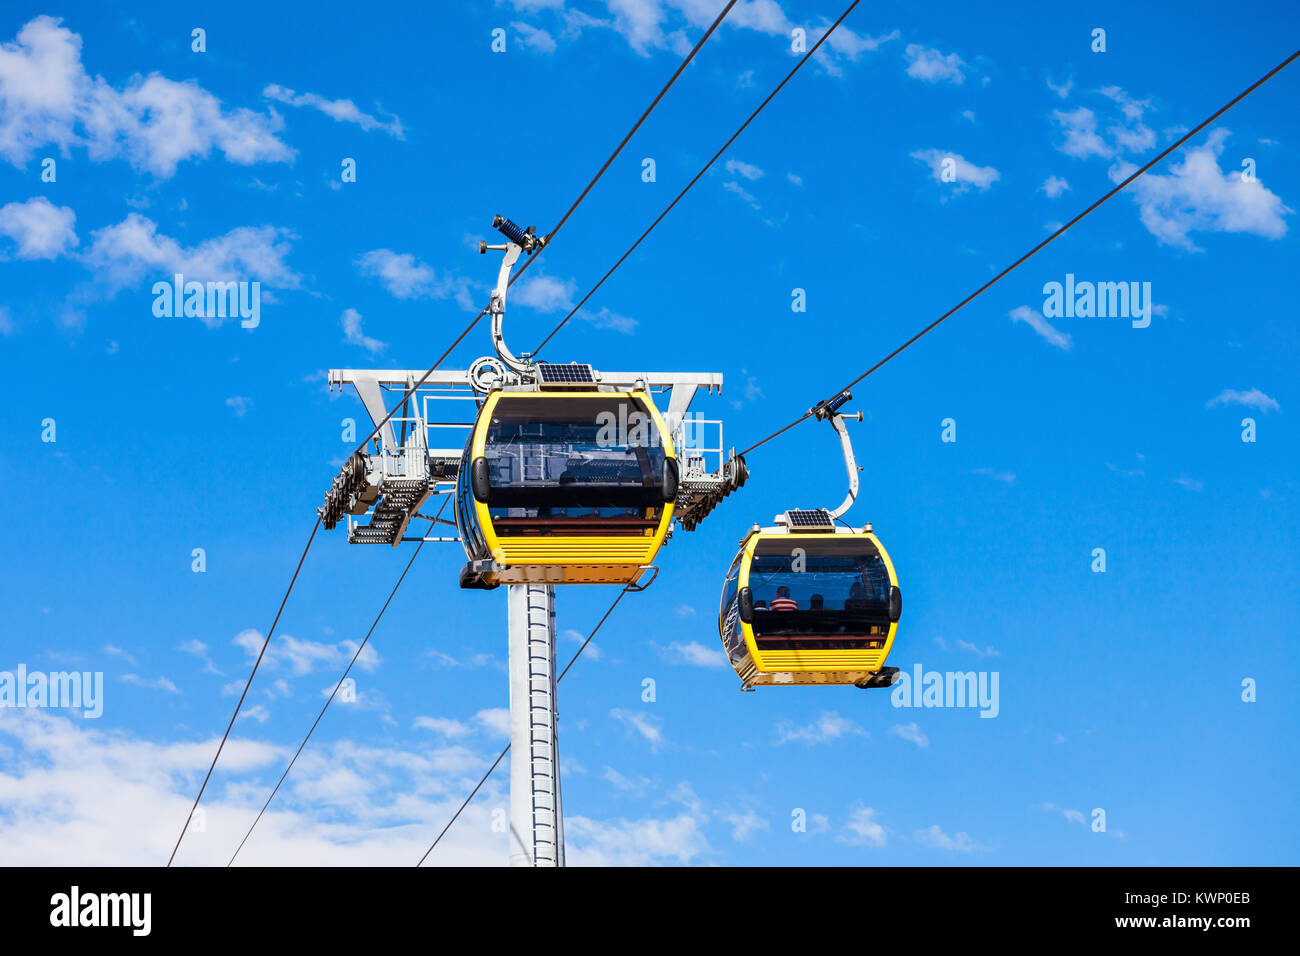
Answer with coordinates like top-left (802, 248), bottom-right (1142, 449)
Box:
top-left (484, 395), bottom-right (667, 536)
top-left (748, 537), bottom-right (893, 647)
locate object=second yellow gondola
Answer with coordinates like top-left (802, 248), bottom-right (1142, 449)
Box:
top-left (718, 514), bottom-right (901, 688)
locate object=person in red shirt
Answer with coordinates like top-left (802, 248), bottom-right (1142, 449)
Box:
top-left (768, 586), bottom-right (798, 611)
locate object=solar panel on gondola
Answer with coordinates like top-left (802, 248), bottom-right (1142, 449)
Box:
top-left (785, 508), bottom-right (835, 530)
top-left (535, 362), bottom-right (596, 387)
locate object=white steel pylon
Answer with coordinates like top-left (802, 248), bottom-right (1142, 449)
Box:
top-left (507, 584), bottom-right (565, 866)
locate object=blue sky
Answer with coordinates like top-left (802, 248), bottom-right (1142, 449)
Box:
top-left (1, 0), bottom-right (1297, 865)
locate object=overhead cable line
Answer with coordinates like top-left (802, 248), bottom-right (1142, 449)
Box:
top-left (414, 582), bottom-right (636, 866)
top-left (348, 0), bottom-right (741, 458)
top-left (227, 501), bottom-right (449, 867)
top-left (531, 0), bottom-right (865, 357)
top-left (167, 515), bottom-right (322, 866)
top-left (735, 46), bottom-right (1300, 458)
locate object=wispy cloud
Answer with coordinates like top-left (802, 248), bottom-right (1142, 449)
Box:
top-left (225, 396), bottom-right (253, 417)
top-left (972, 466), bottom-right (1016, 485)
top-left (120, 673), bottom-right (179, 694)
top-left (1052, 106), bottom-right (1111, 160)
top-left (263, 84), bottom-right (404, 138)
top-left (724, 158), bottom-right (764, 181)
top-left (837, 805), bottom-right (886, 847)
top-left (356, 249), bottom-right (476, 309)
top-left (777, 711), bottom-right (866, 745)
top-left (660, 641), bottom-right (725, 668)
top-left (511, 21), bottom-right (558, 55)
top-left (904, 44), bottom-right (965, 84)
top-left (341, 307), bottom-right (386, 354)
top-left (910, 149), bottom-right (1000, 194)
top-left (1040, 175), bottom-right (1070, 198)
top-left (610, 708), bottom-right (665, 751)
top-left (915, 823), bottom-right (984, 851)
top-left (890, 722), bottom-right (929, 748)
top-left (1206, 387), bottom-right (1280, 413)
top-left (1009, 304), bottom-right (1072, 350)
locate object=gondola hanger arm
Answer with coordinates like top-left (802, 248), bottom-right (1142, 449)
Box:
top-left (481, 215), bottom-right (545, 375)
top-left (810, 390), bottom-right (862, 520)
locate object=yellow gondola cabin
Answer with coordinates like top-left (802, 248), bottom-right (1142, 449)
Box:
top-left (456, 388), bottom-right (679, 588)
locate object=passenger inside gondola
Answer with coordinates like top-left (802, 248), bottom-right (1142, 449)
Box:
top-left (747, 539), bottom-right (893, 650)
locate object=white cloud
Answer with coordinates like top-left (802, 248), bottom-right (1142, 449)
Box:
top-left (239, 703), bottom-right (271, 723)
top-left (602, 766), bottom-right (651, 794)
top-left (1047, 76), bottom-right (1073, 99)
top-left (724, 158), bottom-right (764, 181)
top-left (1009, 304), bottom-right (1072, 350)
top-left (610, 707), bottom-right (665, 751)
top-left (225, 396), bottom-right (253, 417)
top-left (341, 307), bottom-right (386, 354)
top-left (904, 44), bottom-right (965, 85)
top-left (1112, 130), bottom-right (1290, 251)
top-left (413, 716), bottom-right (472, 738)
top-left (0, 709), bottom-right (514, 865)
top-left (1040, 175), bottom-right (1070, 198)
top-left (0, 306), bottom-right (13, 336)
top-left (232, 630), bottom-right (379, 677)
top-left (561, 627), bottom-right (599, 661)
top-left (661, 641), bottom-right (725, 668)
top-left (579, 305), bottom-right (637, 334)
top-left (564, 811), bottom-right (708, 866)
top-left (777, 711), bottom-right (866, 745)
top-left (263, 83), bottom-right (404, 138)
top-left (513, 273), bottom-right (576, 312)
top-left (511, 22), bottom-right (558, 55)
top-left (1052, 107), bottom-right (1112, 160)
top-left (955, 639), bottom-right (1000, 657)
top-left (722, 809), bottom-right (769, 842)
top-left (120, 673), bottom-right (180, 694)
top-left (972, 466), bottom-right (1016, 485)
top-left (179, 639), bottom-right (220, 674)
top-left (508, 1), bottom-right (895, 76)
top-left (910, 149), bottom-right (1000, 194)
top-left (889, 722), bottom-right (929, 748)
top-left (103, 643), bottom-right (137, 666)
top-left (722, 179), bottom-right (759, 209)
top-left (356, 248), bottom-right (476, 309)
top-left (0, 17), bottom-right (294, 176)
top-left (838, 805), bottom-right (886, 847)
top-left (1206, 387), bottom-right (1279, 413)
top-left (475, 708), bottom-right (510, 737)
top-left (81, 213), bottom-right (300, 303)
top-left (1035, 801), bottom-right (1108, 834)
top-left (0, 196), bottom-right (77, 259)
top-left (915, 823), bottom-right (982, 852)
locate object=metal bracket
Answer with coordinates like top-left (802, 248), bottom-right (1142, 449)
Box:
top-left (627, 565), bottom-right (659, 592)
top-left (811, 390), bottom-right (863, 521)
top-left (481, 215), bottom-right (547, 376)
